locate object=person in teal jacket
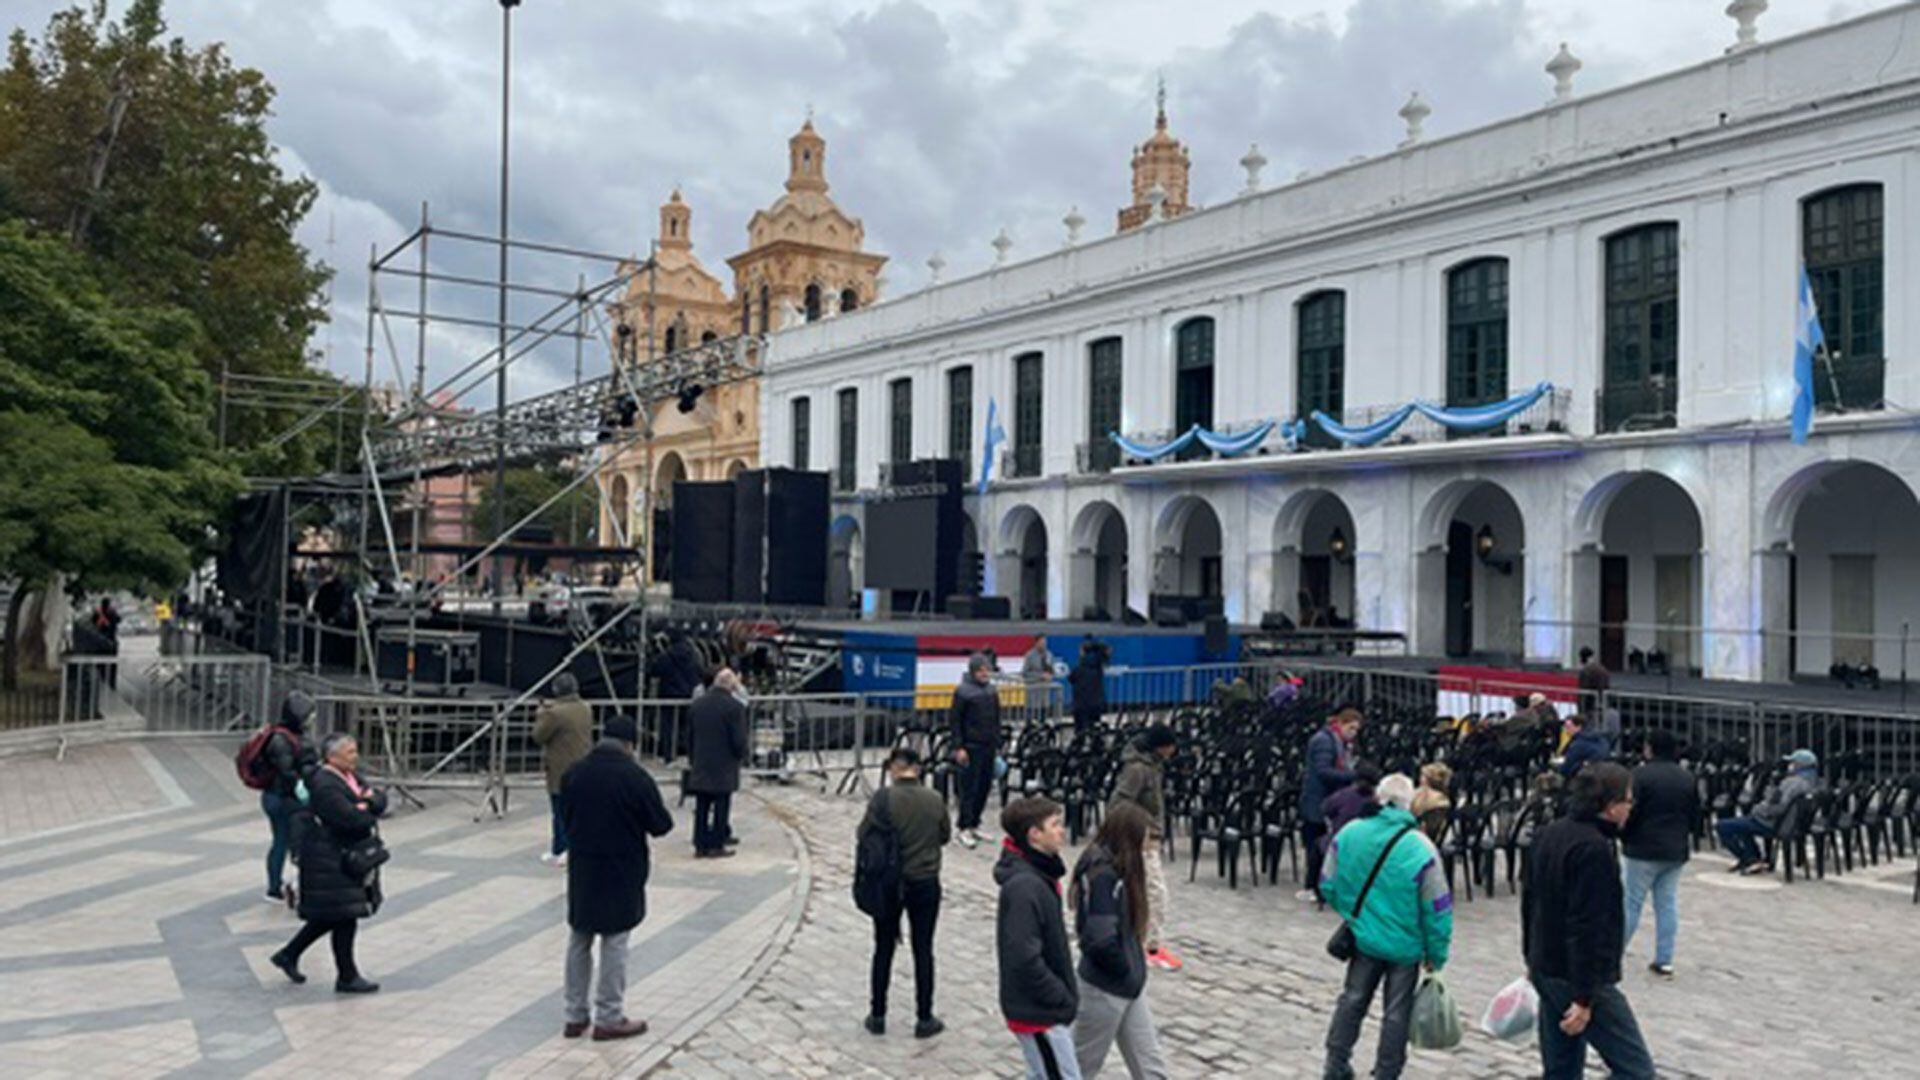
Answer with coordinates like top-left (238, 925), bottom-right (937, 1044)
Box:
top-left (1319, 773), bottom-right (1453, 1080)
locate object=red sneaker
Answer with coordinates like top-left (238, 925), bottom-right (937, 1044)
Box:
top-left (1146, 947), bottom-right (1184, 971)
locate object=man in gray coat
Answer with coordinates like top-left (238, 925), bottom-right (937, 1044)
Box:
top-left (686, 668), bottom-right (749, 858)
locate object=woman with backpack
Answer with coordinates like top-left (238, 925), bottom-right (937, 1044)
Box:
top-left (269, 732), bottom-right (387, 994)
top-left (1069, 802), bottom-right (1170, 1078)
top-left (239, 691), bottom-right (318, 906)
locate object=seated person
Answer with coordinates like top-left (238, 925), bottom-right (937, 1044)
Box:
top-left (1716, 749), bottom-right (1822, 875)
top-left (1555, 714), bottom-right (1610, 779)
top-left (1410, 762), bottom-right (1453, 840)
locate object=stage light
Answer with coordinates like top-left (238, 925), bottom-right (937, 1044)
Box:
top-left (676, 384), bottom-right (705, 413)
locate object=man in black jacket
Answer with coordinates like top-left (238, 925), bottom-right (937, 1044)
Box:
top-left (559, 715), bottom-right (674, 1042)
top-left (685, 669), bottom-right (748, 858)
top-left (995, 795), bottom-right (1078, 1080)
top-left (861, 747), bottom-right (951, 1039)
top-left (1523, 762), bottom-right (1656, 1079)
top-left (1067, 637), bottom-right (1107, 737)
top-left (1621, 730), bottom-right (1697, 978)
top-left (647, 631), bottom-right (706, 762)
top-left (949, 653), bottom-right (1002, 848)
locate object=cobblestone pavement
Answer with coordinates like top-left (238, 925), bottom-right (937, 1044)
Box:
top-left (0, 739), bottom-right (803, 1079)
top-left (652, 780), bottom-right (1920, 1080)
top-left (5, 740), bottom-right (1916, 1078)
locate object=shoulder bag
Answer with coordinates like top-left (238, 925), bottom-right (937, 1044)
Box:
top-left (1326, 823), bottom-right (1417, 962)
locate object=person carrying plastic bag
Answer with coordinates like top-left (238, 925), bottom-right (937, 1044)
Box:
top-left (1409, 972), bottom-right (1462, 1050)
top-left (1319, 773), bottom-right (1454, 1080)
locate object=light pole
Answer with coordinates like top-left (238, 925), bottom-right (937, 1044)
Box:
top-left (492, 0), bottom-right (520, 612)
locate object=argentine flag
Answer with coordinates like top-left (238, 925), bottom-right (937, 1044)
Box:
top-left (977, 397), bottom-right (1007, 494)
top-left (1790, 264), bottom-right (1825, 445)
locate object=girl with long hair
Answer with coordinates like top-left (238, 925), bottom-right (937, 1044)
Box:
top-left (1068, 802), bottom-right (1169, 1078)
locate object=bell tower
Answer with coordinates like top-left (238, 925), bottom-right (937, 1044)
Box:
top-left (1118, 78), bottom-right (1193, 232)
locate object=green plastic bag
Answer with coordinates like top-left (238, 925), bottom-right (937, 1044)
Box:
top-left (1410, 972), bottom-right (1463, 1050)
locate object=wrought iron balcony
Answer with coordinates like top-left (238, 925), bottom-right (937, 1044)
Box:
top-left (1812, 353), bottom-right (1886, 413)
top-left (1007, 443), bottom-right (1044, 479)
top-left (1108, 389), bottom-right (1572, 466)
top-left (1077, 439), bottom-right (1122, 474)
top-left (1596, 378), bottom-right (1678, 434)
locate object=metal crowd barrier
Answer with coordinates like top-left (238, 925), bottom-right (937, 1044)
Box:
top-left (314, 681), bottom-right (1069, 812)
top-left (1275, 658), bottom-right (1920, 780)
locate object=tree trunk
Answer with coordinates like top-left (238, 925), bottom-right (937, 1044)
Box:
top-left (2, 581), bottom-right (35, 693)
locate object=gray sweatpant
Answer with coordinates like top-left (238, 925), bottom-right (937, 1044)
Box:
top-left (1072, 982), bottom-right (1171, 1079)
top-left (564, 929), bottom-right (629, 1026)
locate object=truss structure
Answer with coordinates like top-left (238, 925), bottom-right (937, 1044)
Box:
top-left (221, 208), bottom-right (777, 770)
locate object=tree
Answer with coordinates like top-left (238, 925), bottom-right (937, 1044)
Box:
top-left (0, 0), bottom-right (337, 475)
top-left (0, 221), bottom-right (239, 687)
top-left (469, 466), bottom-right (599, 550)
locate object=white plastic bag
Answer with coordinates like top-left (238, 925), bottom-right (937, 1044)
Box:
top-left (1479, 975), bottom-right (1539, 1043)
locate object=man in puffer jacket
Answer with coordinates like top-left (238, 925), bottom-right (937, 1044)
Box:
top-left (1320, 774), bottom-right (1452, 1080)
top-left (995, 796), bottom-right (1079, 1079)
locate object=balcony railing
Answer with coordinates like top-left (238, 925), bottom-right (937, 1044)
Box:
top-left (877, 459), bottom-right (967, 490)
top-left (1108, 389), bottom-right (1572, 467)
top-left (1596, 378), bottom-right (1678, 433)
top-left (1812, 353), bottom-right (1886, 413)
top-left (1007, 443), bottom-right (1043, 479)
top-left (1077, 439), bottom-right (1122, 474)
top-left (834, 461), bottom-right (856, 493)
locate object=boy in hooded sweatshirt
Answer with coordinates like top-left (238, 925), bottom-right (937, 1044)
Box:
top-left (996, 795), bottom-right (1080, 1079)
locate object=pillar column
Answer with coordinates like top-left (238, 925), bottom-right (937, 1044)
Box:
top-left (1757, 547), bottom-right (1792, 682)
top-left (1413, 547), bottom-right (1447, 656)
top-left (1568, 546), bottom-right (1601, 666)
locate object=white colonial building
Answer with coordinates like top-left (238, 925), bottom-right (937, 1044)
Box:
top-left (760, 3), bottom-right (1920, 685)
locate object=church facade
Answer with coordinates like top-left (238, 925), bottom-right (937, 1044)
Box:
top-left (760, 5), bottom-right (1920, 684)
top-left (599, 120), bottom-right (884, 577)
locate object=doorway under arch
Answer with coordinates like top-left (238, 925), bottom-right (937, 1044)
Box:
top-left (1153, 495), bottom-right (1223, 600)
top-left (1416, 480), bottom-right (1526, 659)
top-left (1069, 501), bottom-right (1129, 621)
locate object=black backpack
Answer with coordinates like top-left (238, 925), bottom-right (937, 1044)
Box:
top-left (852, 787), bottom-right (903, 917)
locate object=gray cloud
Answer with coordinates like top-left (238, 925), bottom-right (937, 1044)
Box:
top-left (7, 0), bottom-right (1893, 410)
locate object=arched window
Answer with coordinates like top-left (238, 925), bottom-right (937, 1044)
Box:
top-left (1174, 317), bottom-right (1215, 460)
top-left (1446, 258), bottom-right (1509, 408)
top-left (1296, 292), bottom-right (1345, 449)
top-left (663, 326), bottom-right (678, 355)
top-left (1086, 337), bottom-right (1123, 471)
top-left (758, 284), bottom-right (770, 333)
top-left (1601, 223), bottom-right (1680, 431)
top-left (805, 283), bottom-right (822, 323)
top-left (1803, 183), bottom-right (1885, 410)
top-left (740, 293), bottom-right (751, 335)
top-left (840, 287), bottom-right (859, 314)
top-left (700, 330), bottom-right (717, 345)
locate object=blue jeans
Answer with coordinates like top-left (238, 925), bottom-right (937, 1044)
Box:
top-left (1016, 1025), bottom-right (1082, 1079)
top-left (1716, 816), bottom-right (1772, 866)
top-left (1532, 975), bottom-right (1656, 1079)
top-left (549, 792), bottom-right (569, 857)
top-left (1622, 858), bottom-right (1683, 967)
top-left (262, 790), bottom-right (294, 894)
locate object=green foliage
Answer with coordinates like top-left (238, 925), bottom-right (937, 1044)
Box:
top-left (0, 0), bottom-right (338, 474)
top-left (470, 467), bottom-right (599, 549)
top-left (0, 221), bottom-right (241, 596)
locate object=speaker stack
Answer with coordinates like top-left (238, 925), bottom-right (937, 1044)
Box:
top-left (670, 468), bottom-right (830, 606)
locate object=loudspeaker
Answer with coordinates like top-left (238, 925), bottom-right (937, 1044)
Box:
top-left (1150, 595), bottom-right (1188, 627)
top-left (767, 469), bottom-right (829, 605)
top-left (948, 594), bottom-right (1010, 620)
top-left (1260, 610), bottom-right (1297, 632)
top-left (730, 468), bottom-right (829, 606)
top-left (671, 481), bottom-right (734, 602)
top-left (1203, 614), bottom-right (1229, 656)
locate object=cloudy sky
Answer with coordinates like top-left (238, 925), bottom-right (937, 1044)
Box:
top-left (10, 0), bottom-right (1892, 403)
